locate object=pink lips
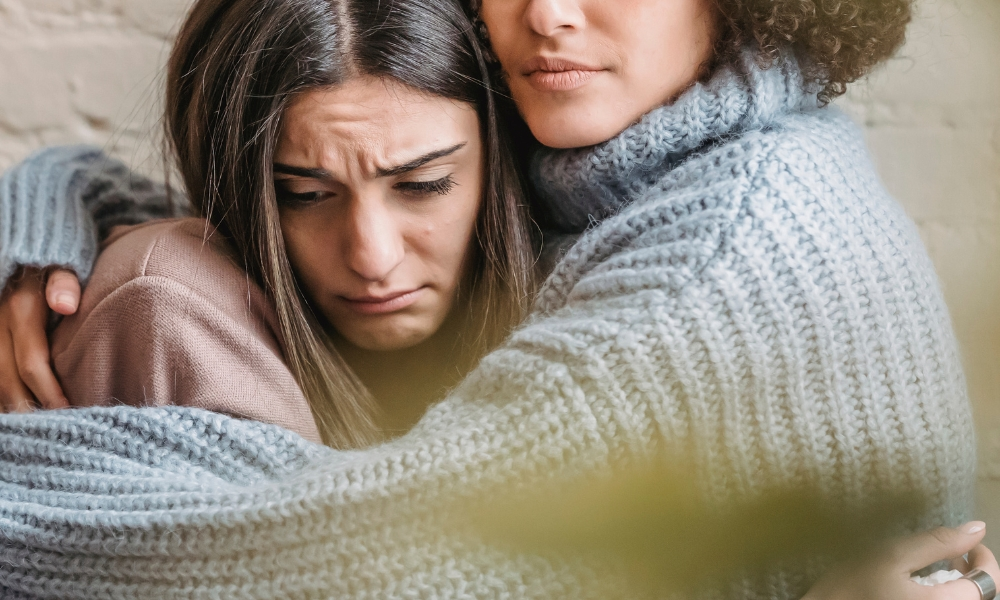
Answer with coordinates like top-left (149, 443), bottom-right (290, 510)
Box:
top-left (340, 288), bottom-right (425, 315)
top-left (522, 56), bottom-right (604, 92)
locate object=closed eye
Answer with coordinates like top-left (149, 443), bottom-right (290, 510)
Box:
top-left (394, 175), bottom-right (456, 197)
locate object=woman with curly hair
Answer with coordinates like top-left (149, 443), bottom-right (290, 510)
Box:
top-left (0, 0), bottom-right (992, 597)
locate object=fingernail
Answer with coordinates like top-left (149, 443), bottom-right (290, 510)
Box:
top-left (964, 521), bottom-right (986, 534)
top-left (55, 293), bottom-right (76, 310)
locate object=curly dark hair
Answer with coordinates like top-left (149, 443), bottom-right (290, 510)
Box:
top-left (714, 0), bottom-right (914, 102)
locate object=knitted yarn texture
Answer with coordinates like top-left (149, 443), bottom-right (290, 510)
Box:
top-left (0, 146), bottom-right (186, 289)
top-left (0, 51), bottom-right (976, 599)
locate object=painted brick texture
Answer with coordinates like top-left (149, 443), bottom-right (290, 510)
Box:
top-left (0, 0), bottom-right (189, 175)
top-left (1, 0), bottom-right (998, 542)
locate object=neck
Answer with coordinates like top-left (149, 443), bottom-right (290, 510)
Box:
top-left (332, 312), bottom-right (470, 436)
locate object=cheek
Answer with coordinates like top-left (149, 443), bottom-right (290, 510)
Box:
top-left (280, 216), bottom-right (337, 294)
top-left (630, 1), bottom-right (716, 78)
top-left (415, 192), bottom-right (481, 276)
top-left (478, 1), bottom-right (517, 59)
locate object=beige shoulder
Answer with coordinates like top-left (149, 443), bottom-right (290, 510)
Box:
top-left (50, 218), bottom-right (321, 443)
top-left (82, 218), bottom-right (254, 316)
top-left (60, 217), bottom-right (280, 352)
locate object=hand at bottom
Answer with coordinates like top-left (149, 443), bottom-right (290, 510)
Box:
top-left (0, 267), bottom-right (81, 411)
top-left (806, 522), bottom-right (998, 600)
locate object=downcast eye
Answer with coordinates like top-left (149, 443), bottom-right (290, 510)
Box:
top-left (274, 182), bottom-right (334, 206)
top-left (395, 175), bottom-right (457, 197)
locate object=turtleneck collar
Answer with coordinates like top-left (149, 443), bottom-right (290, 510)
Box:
top-left (530, 49), bottom-right (818, 233)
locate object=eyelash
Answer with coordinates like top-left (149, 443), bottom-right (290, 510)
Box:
top-left (274, 174), bottom-right (456, 206)
top-left (395, 175), bottom-right (456, 197)
top-left (274, 189), bottom-right (329, 207)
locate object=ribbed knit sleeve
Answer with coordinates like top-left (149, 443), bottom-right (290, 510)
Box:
top-left (0, 146), bottom-right (189, 290)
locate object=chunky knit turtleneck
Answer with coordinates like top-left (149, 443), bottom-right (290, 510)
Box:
top-left (532, 51), bottom-right (815, 233)
top-left (0, 52), bottom-right (975, 599)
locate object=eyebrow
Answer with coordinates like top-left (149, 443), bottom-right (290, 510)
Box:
top-left (273, 143), bottom-right (467, 181)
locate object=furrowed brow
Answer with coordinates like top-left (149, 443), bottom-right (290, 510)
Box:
top-left (376, 143), bottom-right (467, 178)
top-left (273, 164), bottom-right (334, 180)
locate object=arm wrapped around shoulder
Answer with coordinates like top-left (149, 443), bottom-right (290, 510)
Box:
top-left (0, 146), bottom-right (189, 291)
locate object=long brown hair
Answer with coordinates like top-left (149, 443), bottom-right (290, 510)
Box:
top-left (165, 0), bottom-right (535, 447)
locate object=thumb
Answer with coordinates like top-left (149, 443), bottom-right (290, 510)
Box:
top-left (45, 269), bottom-right (81, 315)
top-left (891, 522), bottom-right (987, 573)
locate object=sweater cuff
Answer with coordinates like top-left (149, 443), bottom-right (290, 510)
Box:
top-left (0, 146), bottom-right (103, 290)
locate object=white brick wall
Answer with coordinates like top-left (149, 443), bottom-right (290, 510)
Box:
top-left (1, 0), bottom-right (998, 543)
top-left (0, 0), bottom-right (191, 175)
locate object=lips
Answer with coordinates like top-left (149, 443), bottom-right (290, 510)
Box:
top-left (521, 56), bottom-right (605, 92)
top-left (339, 288), bottom-right (426, 315)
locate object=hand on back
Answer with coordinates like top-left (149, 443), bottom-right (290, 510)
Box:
top-left (806, 523), bottom-right (999, 600)
top-left (0, 267), bottom-right (81, 411)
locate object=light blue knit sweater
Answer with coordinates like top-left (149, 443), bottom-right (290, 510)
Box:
top-left (0, 53), bottom-right (975, 599)
top-left (0, 146), bottom-right (184, 287)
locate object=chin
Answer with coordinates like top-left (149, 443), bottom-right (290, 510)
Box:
top-left (339, 321), bottom-right (435, 352)
top-left (345, 331), bottom-right (430, 352)
top-left (521, 100), bottom-right (637, 149)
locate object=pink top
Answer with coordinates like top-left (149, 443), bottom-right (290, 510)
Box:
top-left (51, 218), bottom-right (322, 444)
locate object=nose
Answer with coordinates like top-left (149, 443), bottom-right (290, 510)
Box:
top-left (343, 197), bottom-right (405, 283)
top-left (524, 0), bottom-right (585, 37)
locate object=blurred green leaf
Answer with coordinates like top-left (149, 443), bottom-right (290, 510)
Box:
top-left (468, 461), bottom-right (925, 593)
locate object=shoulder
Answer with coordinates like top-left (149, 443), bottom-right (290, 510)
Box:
top-left (538, 109), bottom-right (913, 312)
top-left (755, 107), bottom-right (875, 179)
top-left (56, 217), bottom-right (279, 353)
top-left (88, 218), bottom-right (251, 310)
top-left (68, 218), bottom-right (281, 334)
top-left (625, 106), bottom-right (928, 284)
top-left (730, 108), bottom-right (912, 235)
top-left (624, 107), bottom-right (893, 235)
top-left (51, 219), bottom-right (321, 443)
top-left (700, 107), bottom-right (871, 193)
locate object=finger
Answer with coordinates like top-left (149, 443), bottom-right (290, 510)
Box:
top-left (968, 544), bottom-right (1000, 581)
top-left (45, 269), bottom-right (81, 316)
top-left (0, 330), bottom-right (35, 413)
top-left (949, 554), bottom-right (970, 573)
top-left (915, 545), bottom-right (997, 600)
top-left (934, 547), bottom-right (998, 600)
top-left (891, 523), bottom-right (987, 573)
top-left (10, 330), bottom-right (68, 409)
top-left (8, 284), bottom-right (68, 409)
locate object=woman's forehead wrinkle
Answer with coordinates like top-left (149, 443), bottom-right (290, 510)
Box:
top-left (280, 116), bottom-right (385, 181)
top-left (279, 79), bottom-right (478, 182)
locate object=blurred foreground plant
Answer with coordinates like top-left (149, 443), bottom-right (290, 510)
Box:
top-left (467, 461), bottom-right (925, 594)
